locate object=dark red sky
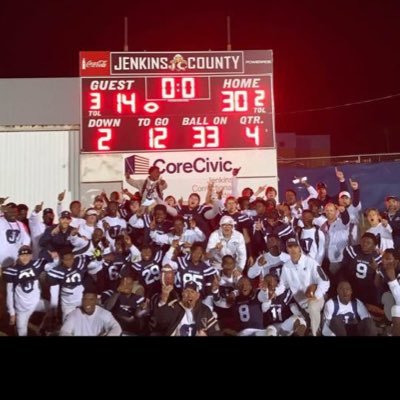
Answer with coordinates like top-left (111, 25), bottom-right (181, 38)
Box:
top-left (2, 0), bottom-right (400, 155)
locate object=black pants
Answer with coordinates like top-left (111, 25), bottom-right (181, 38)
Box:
top-left (330, 316), bottom-right (377, 336)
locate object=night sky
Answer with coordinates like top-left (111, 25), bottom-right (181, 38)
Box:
top-left (2, 0), bottom-right (400, 155)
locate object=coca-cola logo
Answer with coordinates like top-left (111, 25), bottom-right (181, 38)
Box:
top-left (82, 59), bottom-right (108, 69)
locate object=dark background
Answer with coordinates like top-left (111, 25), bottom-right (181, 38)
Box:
top-left (1, 0), bottom-right (400, 156)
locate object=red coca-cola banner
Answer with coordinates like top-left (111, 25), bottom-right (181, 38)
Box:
top-left (80, 51), bottom-right (110, 76)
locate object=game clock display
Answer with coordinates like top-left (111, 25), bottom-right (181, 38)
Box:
top-left (80, 50), bottom-right (275, 153)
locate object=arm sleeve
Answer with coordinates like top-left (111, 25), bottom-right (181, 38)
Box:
top-left (356, 299), bottom-right (372, 320)
top-left (231, 176), bottom-right (239, 198)
top-left (104, 312), bottom-right (123, 336)
top-left (44, 258), bottom-right (60, 272)
top-left (302, 186), bottom-right (318, 206)
top-left (317, 230), bottom-right (326, 266)
top-left (126, 178), bottom-right (144, 191)
top-left (154, 196), bottom-right (178, 217)
top-left (247, 256), bottom-right (263, 279)
top-left (206, 231), bottom-right (219, 253)
top-left (384, 224), bottom-right (393, 234)
top-left (339, 208), bottom-right (350, 225)
top-left (21, 225), bottom-right (31, 246)
top-left (149, 230), bottom-right (171, 246)
top-left (6, 282), bottom-right (15, 316)
top-left (352, 189), bottom-right (360, 207)
top-left (236, 234), bottom-right (247, 272)
top-left (339, 180), bottom-right (349, 193)
top-left (28, 211), bottom-right (42, 235)
top-left (204, 200), bottom-right (223, 220)
top-left (128, 214), bottom-right (145, 229)
top-left (323, 300), bottom-right (334, 320)
top-left (49, 285), bottom-right (60, 310)
top-left (59, 313), bottom-right (75, 336)
top-left (322, 300), bottom-right (335, 337)
top-left (257, 289), bottom-right (268, 303)
top-left (191, 227), bottom-right (206, 242)
top-left (56, 202), bottom-right (63, 218)
top-left (162, 247), bottom-right (179, 270)
top-left (68, 234), bottom-right (88, 248)
top-left (388, 279), bottom-right (400, 305)
top-left (261, 298), bottom-right (273, 313)
top-left (128, 244), bottom-right (142, 263)
top-left (313, 264), bottom-right (330, 299)
top-left (275, 280), bottom-right (287, 298)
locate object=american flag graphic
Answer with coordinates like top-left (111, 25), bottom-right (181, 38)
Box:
top-left (125, 155), bottom-right (150, 175)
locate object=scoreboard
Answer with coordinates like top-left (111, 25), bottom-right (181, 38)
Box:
top-left (79, 50), bottom-right (275, 153)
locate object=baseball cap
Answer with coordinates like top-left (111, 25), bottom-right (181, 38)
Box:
top-left (18, 245), bottom-right (33, 255)
top-left (85, 208), bottom-right (98, 217)
top-left (43, 208), bottom-right (54, 215)
top-left (386, 195), bottom-right (400, 202)
top-left (183, 281), bottom-right (200, 292)
top-left (339, 191), bottom-right (351, 198)
top-left (316, 182), bottom-right (327, 189)
top-left (286, 238), bottom-right (300, 247)
top-left (60, 211), bottom-right (72, 219)
top-left (220, 215), bottom-right (235, 226)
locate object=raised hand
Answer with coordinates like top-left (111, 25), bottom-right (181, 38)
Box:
top-left (258, 256), bottom-right (267, 266)
top-left (215, 241), bottom-right (223, 251)
top-left (255, 185), bottom-right (267, 195)
top-left (349, 178), bottom-right (359, 191)
top-left (171, 239), bottom-right (180, 249)
top-left (34, 201), bottom-right (44, 213)
top-left (232, 167), bottom-right (241, 176)
top-left (51, 225), bottom-right (60, 236)
top-left (102, 220), bottom-right (110, 231)
top-left (255, 219), bottom-right (264, 231)
top-left (57, 190), bottom-right (66, 202)
top-left (335, 167), bottom-right (345, 182)
top-left (232, 268), bottom-right (241, 279)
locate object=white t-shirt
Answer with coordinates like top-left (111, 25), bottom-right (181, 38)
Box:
top-left (322, 297), bottom-right (370, 336)
top-left (248, 252), bottom-right (290, 280)
top-left (173, 306), bottom-right (196, 336)
top-left (367, 224), bottom-right (394, 252)
top-left (0, 217), bottom-right (31, 268)
top-left (60, 305), bottom-right (122, 336)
